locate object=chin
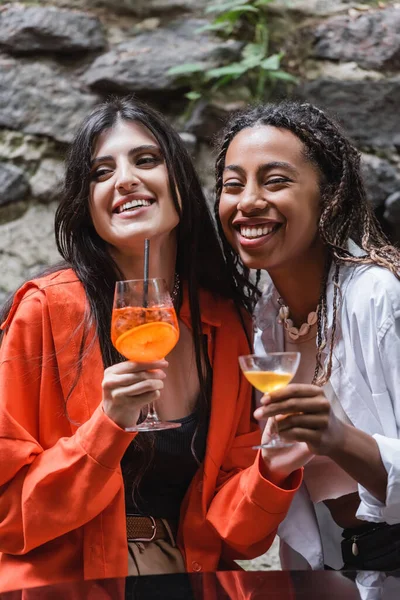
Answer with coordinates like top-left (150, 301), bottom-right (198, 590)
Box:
top-left (238, 252), bottom-right (269, 271)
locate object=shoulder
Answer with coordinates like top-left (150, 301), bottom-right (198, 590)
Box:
top-left (342, 263), bottom-right (400, 318)
top-left (32, 268), bottom-right (81, 295)
top-left (1, 268), bottom-right (85, 332)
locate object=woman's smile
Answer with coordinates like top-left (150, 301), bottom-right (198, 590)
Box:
top-left (112, 194), bottom-right (156, 221)
top-left (233, 217), bottom-right (284, 248)
top-left (89, 119), bottom-right (179, 254)
top-left (113, 195), bottom-right (154, 215)
top-left (219, 125), bottom-right (321, 273)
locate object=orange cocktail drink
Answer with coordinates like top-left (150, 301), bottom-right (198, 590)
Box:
top-left (243, 370), bottom-right (293, 394)
top-left (112, 306), bottom-right (179, 363)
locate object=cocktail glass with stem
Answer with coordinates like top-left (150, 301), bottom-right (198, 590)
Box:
top-left (239, 352), bottom-right (301, 449)
top-left (111, 278), bottom-right (180, 432)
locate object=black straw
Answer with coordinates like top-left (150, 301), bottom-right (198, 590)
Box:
top-left (143, 238), bottom-right (150, 307)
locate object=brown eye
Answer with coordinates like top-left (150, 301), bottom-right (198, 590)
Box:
top-left (266, 177), bottom-right (291, 186)
top-left (91, 168), bottom-right (112, 181)
top-left (223, 181), bottom-right (243, 188)
top-left (136, 155), bottom-right (161, 167)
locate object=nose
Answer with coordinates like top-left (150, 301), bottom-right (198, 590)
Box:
top-left (115, 162), bottom-right (140, 194)
top-left (237, 183), bottom-right (268, 214)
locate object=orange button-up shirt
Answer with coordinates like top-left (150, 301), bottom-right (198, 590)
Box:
top-left (0, 269), bottom-right (301, 591)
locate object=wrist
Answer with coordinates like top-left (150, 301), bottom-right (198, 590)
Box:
top-left (325, 420), bottom-right (349, 460)
top-left (260, 450), bottom-right (295, 488)
top-left (102, 403), bottom-right (140, 430)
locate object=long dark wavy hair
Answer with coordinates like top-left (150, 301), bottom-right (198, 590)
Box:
top-left (214, 100), bottom-right (400, 385)
top-left (1, 96), bottom-right (251, 500)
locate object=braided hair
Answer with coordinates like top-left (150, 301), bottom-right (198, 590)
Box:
top-left (214, 100), bottom-right (400, 385)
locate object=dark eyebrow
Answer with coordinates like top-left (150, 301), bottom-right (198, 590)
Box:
top-left (223, 161), bottom-right (299, 177)
top-left (223, 164), bottom-right (246, 176)
top-left (90, 145), bottom-right (161, 168)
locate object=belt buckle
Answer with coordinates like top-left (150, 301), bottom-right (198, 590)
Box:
top-left (129, 515), bottom-right (157, 543)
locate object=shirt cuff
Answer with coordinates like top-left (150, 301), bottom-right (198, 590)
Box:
top-left (244, 451), bottom-right (303, 515)
top-left (75, 404), bottom-right (136, 470)
top-left (356, 434), bottom-right (400, 524)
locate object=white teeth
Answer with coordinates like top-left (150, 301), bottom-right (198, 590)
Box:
top-left (240, 224), bottom-right (277, 239)
top-left (117, 199), bottom-right (152, 213)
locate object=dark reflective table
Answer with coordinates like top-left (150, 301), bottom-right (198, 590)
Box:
top-left (0, 571), bottom-right (399, 599)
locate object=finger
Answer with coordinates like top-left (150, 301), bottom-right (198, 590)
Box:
top-left (278, 427), bottom-right (323, 446)
top-left (259, 393), bottom-right (271, 405)
top-left (103, 369), bottom-right (166, 391)
top-left (266, 383), bottom-right (322, 402)
top-left (106, 360), bottom-right (169, 375)
top-left (110, 378), bottom-right (164, 400)
top-left (277, 414), bottom-right (329, 432)
top-left (126, 389), bottom-right (162, 408)
top-left (257, 396), bottom-right (330, 418)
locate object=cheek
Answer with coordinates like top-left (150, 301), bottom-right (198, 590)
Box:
top-left (290, 187), bottom-right (321, 227)
top-left (218, 196), bottom-right (233, 239)
top-left (88, 190), bottom-right (99, 225)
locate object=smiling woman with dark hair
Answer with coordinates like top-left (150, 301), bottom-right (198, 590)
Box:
top-left (0, 97), bottom-right (301, 591)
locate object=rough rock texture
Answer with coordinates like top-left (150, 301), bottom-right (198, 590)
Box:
top-left (0, 162), bottom-right (29, 206)
top-left (0, 4), bottom-right (107, 55)
top-left (0, 129), bottom-right (57, 163)
top-left (101, 0), bottom-right (208, 16)
top-left (270, 0), bottom-right (356, 17)
top-left (178, 131), bottom-right (197, 157)
top-left (0, 202), bottom-right (59, 303)
top-left (0, 0), bottom-right (400, 316)
top-left (313, 7), bottom-right (400, 71)
top-left (298, 78), bottom-right (400, 148)
top-left (384, 191), bottom-right (400, 227)
top-left (361, 154), bottom-right (400, 209)
top-left (185, 101), bottom-right (231, 142)
top-left (83, 19), bottom-right (241, 93)
top-left (29, 158), bottom-right (65, 203)
top-left (47, 0), bottom-right (208, 15)
top-left (0, 56), bottom-right (99, 143)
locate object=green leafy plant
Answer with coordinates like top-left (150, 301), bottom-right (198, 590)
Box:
top-left (167, 0), bottom-right (297, 108)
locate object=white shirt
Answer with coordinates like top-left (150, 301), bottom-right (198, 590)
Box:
top-left (254, 241), bottom-right (400, 569)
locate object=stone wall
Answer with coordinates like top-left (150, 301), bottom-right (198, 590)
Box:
top-left (1, 0), bottom-right (399, 304)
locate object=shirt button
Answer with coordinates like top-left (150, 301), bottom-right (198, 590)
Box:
top-left (192, 561), bottom-right (202, 572)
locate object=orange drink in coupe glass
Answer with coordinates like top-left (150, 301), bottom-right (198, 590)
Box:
top-left (111, 278), bottom-right (180, 431)
top-left (239, 353), bottom-right (300, 449)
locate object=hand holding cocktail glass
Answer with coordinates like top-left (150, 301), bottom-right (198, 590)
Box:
top-left (239, 352), bottom-right (300, 449)
top-left (109, 239), bottom-right (180, 432)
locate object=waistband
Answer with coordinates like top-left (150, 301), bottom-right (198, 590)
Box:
top-left (342, 521), bottom-right (387, 540)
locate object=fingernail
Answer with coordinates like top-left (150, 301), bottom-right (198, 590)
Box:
top-left (254, 408), bottom-right (263, 419)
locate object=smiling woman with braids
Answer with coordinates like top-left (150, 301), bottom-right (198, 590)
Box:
top-left (0, 97), bottom-right (302, 591)
top-left (215, 101), bottom-right (400, 571)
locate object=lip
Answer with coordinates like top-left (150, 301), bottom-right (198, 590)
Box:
top-left (232, 217), bottom-right (283, 228)
top-left (112, 193), bottom-right (156, 214)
